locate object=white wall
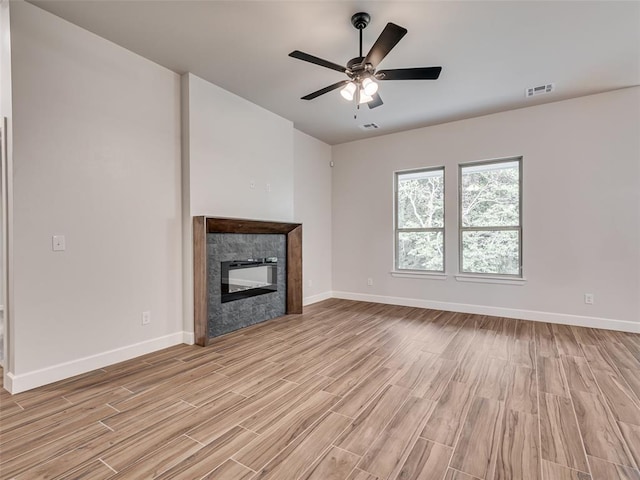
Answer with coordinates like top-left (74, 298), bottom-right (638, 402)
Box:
top-left (293, 130), bottom-right (332, 304)
top-left (8, 1), bottom-right (183, 392)
top-left (186, 73), bottom-right (294, 221)
top-left (332, 87), bottom-right (640, 332)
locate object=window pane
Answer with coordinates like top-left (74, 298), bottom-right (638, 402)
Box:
top-left (461, 161), bottom-right (519, 227)
top-left (397, 231), bottom-right (444, 271)
top-left (462, 230), bottom-right (520, 275)
top-left (397, 169), bottom-right (444, 228)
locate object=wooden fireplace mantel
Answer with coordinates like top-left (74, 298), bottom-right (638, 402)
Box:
top-left (193, 216), bottom-right (302, 346)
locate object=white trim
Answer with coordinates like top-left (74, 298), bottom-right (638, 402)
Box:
top-left (455, 274), bottom-right (527, 285)
top-left (182, 331), bottom-right (195, 345)
top-left (391, 271), bottom-right (447, 280)
top-left (4, 331), bottom-right (189, 394)
top-left (2, 370), bottom-right (13, 393)
top-left (331, 291), bottom-right (640, 334)
top-left (4, 370), bottom-right (13, 393)
top-left (303, 291), bottom-right (333, 306)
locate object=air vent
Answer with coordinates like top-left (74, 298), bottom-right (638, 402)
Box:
top-left (526, 83), bottom-right (554, 98)
top-left (360, 123), bottom-right (380, 130)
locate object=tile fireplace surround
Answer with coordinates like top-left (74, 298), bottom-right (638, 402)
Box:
top-left (193, 217), bottom-right (302, 346)
top-left (208, 233), bottom-right (286, 338)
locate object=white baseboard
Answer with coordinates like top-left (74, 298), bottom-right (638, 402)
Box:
top-left (5, 331), bottom-right (190, 394)
top-left (303, 291), bottom-right (333, 306)
top-left (331, 291), bottom-right (640, 334)
top-left (182, 331), bottom-right (195, 345)
top-left (3, 370), bottom-right (14, 393)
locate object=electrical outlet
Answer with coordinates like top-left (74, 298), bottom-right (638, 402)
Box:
top-left (307, 279), bottom-right (313, 287)
top-left (266, 183), bottom-right (271, 192)
top-left (142, 311), bottom-right (151, 325)
top-left (249, 180), bottom-right (256, 189)
top-left (584, 293), bottom-right (594, 305)
top-left (367, 278), bottom-right (373, 286)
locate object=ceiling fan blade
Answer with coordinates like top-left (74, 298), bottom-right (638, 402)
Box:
top-left (367, 93), bottom-right (383, 109)
top-left (301, 80), bottom-right (351, 100)
top-left (377, 66), bottom-right (442, 80)
top-left (364, 23), bottom-right (407, 68)
top-left (289, 50), bottom-right (347, 74)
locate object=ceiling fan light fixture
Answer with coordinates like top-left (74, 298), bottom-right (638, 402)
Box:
top-left (362, 77), bottom-right (378, 96)
top-left (359, 90), bottom-right (373, 104)
top-left (340, 82), bottom-right (356, 101)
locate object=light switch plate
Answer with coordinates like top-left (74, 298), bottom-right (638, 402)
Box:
top-left (52, 235), bottom-right (66, 251)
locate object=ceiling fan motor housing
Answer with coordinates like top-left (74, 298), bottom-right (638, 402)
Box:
top-left (351, 12), bottom-right (370, 30)
top-left (347, 56), bottom-right (374, 78)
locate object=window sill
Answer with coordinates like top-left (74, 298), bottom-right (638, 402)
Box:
top-left (390, 271), bottom-right (448, 280)
top-left (455, 274), bottom-right (527, 285)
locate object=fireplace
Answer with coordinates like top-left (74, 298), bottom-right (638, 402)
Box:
top-left (193, 216), bottom-right (302, 345)
top-left (221, 257), bottom-right (278, 303)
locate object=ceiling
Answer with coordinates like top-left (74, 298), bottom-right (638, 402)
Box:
top-left (28, 1), bottom-right (640, 145)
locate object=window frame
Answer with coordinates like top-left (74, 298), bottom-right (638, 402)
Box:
top-left (394, 166), bottom-right (446, 273)
top-left (458, 156), bottom-right (523, 278)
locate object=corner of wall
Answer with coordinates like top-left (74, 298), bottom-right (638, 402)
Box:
top-left (1, 0), bottom-right (14, 388)
top-left (293, 129), bottom-right (333, 301)
top-left (181, 73), bottom-right (194, 335)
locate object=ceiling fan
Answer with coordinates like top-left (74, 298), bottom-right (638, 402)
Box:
top-left (289, 12), bottom-right (442, 109)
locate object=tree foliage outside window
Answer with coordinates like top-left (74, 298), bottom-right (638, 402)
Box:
top-left (459, 158), bottom-right (522, 276)
top-left (395, 168), bottom-right (444, 271)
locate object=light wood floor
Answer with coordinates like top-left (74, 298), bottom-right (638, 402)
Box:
top-left (1, 299), bottom-right (639, 480)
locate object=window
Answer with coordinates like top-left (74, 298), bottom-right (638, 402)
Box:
top-left (395, 167), bottom-right (444, 272)
top-left (459, 157), bottom-right (522, 276)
